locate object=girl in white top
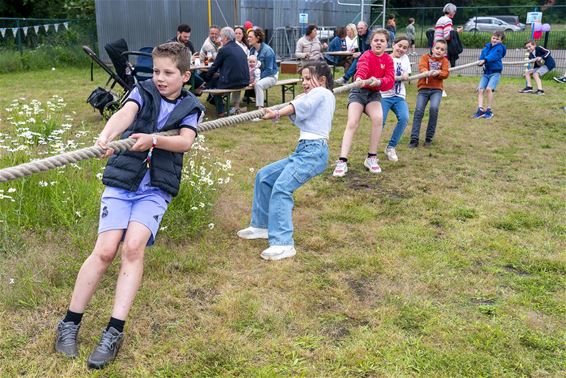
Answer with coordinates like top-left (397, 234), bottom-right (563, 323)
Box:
top-left (237, 61), bottom-right (335, 261)
top-left (345, 23), bottom-right (358, 52)
top-left (380, 36), bottom-right (412, 162)
top-left (234, 26), bottom-right (250, 55)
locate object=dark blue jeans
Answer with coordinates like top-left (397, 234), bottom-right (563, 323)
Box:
top-left (410, 88), bottom-right (442, 142)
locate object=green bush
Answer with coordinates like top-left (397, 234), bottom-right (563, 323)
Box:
top-left (0, 45), bottom-right (89, 73)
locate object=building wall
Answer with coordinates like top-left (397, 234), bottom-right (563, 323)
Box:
top-left (94, 0), bottom-right (369, 61)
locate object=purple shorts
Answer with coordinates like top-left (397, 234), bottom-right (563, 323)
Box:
top-left (98, 188), bottom-right (169, 246)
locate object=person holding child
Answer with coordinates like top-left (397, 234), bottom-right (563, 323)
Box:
top-left (519, 40), bottom-right (556, 95)
top-left (248, 27), bottom-right (279, 116)
top-left (54, 42), bottom-right (204, 369)
top-left (237, 61), bottom-right (336, 261)
top-left (333, 28), bottom-right (394, 177)
top-left (473, 31), bottom-right (506, 119)
top-left (381, 36), bottom-right (412, 162)
top-left (408, 39), bottom-right (449, 148)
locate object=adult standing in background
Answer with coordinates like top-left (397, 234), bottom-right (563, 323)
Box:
top-left (200, 25), bottom-right (222, 62)
top-left (234, 26), bottom-right (249, 55)
top-left (435, 3), bottom-right (462, 67)
top-left (247, 27), bottom-right (278, 114)
top-left (385, 15), bottom-right (396, 47)
top-left (295, 24), bottom-right (327, 62)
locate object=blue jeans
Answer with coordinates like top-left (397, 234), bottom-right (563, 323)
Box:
top-left (343, 58), bottom-right (358, 80)
top-left (381, 96), bottom-right (410, 148)
top-left (410, 88), bottom-right (442, 142)
top-left (250, 139), bottom-right (328, 246)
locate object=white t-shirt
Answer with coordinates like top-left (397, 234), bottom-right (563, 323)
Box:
top-left (345, 36), bottom-right (358, 51)
top-left (380, 54), bottom-right (411, 99)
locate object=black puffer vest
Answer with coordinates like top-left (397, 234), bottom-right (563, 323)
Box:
top-left (102, 80), bottom-right (204, 196)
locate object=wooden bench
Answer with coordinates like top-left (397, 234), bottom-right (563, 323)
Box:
top-left (202, 78), bottom-right (300, 116)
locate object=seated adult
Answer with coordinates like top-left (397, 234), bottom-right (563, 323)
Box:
top-left (247, 27), bottom-right (278, 112)
top-left (295, 24), bottom-right (327, 62)
top-left (168, 24), bottom-right (196, 56)
top-left (168, 24), bottom-right (203, 91)
top-left (325, 26), bottom-right (352, 72)
top-left (335, 21), bottom-right (371, 85)
top-left (202, 27), bottom-right (249, 116)
top-left (234, 26), bottom-right (249, 55)
top-left (200, 25), bottom-right (222, 62)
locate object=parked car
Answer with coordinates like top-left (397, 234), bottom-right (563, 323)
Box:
top-left (493, 15), bottom-right (526, 31)
top-left (463, 17), bottom-right (522, 33)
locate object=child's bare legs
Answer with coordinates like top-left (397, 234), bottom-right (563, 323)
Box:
top-left (111, 222), bottom-right (151, 320)
top-left (339, 103), bottom-right (364, 158)
top-left (525, 71), bottom-right (533, 87)
top-left (477, 88), bottom-right (484, 109)
top-left (533, 72), bottom-right (543, 90)
top-left (485, 88), bottom-right (494, 109)
top-left (365, 101), bottom-right (383, 154)
top-left (68, 230), bottom-right (124, 313)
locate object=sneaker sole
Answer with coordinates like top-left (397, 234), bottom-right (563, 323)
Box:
top-left (237, 231), bottom-right (268, 240)
top-left (260, 249), bottom-right (296, 261)
top-left (364, 165), bottom-right (382, 174)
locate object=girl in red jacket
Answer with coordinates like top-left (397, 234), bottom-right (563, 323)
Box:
top-left (333, 28), bottom-right (394, 177)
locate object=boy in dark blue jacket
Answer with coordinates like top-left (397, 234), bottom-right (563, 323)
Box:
top-left (473, 31), bottom-right (506, 119)
top-left (519, 40), bottom-right (556, 95)
top-left (54, 42), bottom-right (204, 369)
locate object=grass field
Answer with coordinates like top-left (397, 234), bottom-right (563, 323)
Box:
top-left (0, 66), bottom-right (565, 377)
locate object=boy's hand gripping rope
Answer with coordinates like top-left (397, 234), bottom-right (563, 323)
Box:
top-left (0, 79), bottom-right (373, 183)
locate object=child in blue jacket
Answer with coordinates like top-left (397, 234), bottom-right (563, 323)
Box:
top-left (473, 31), bottom-right (506, 119)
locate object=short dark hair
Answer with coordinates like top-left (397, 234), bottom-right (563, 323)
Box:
top-left (177, 24), bottom-right (191, 33)
top-left (393, 36), bottom-right (409, 44)
top-left (209, 25), bottom-right (220, 31)
top-left (152, 42), bottom-right (190, 73)
top-left (434, 39), bottom-right (448, 46)
top-left (306, 24), bottom-right (318, 36)
top-left (493, 30), bottom-right (505, 40)
top-left (249, 27), bottom-right (265, 44)
top-left (524, 40), bottom-right (535, 47)
top-left (300, 61), bottom-right (333, 90)
top-left (408, 17), bottom-right (415, 24)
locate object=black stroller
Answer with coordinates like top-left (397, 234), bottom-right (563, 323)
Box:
top-left (83, 39), bottom-right (153, 117)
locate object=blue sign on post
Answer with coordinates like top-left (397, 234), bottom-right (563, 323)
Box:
top-left (526, 12), bottom-right (542, 24)
top-left (299, 13), bottom-right (308, 24)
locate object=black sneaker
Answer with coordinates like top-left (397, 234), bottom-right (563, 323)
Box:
top-left (87, 327), bottom-right (124, 369)
top-left (55, 320), bottom-right (80, 358)
top-left (408, 140), bottom-right (419, 148)
top-left (553, 76), bottom-right (566, 84)
top-left (424, 139), bottom-right (432, 147)
top-left (518, 86), bottom-right (533, 93)
top-left (534, 89), bottom-right (545, 95)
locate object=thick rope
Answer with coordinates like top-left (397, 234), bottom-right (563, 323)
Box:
top-left (0, 79), bottom-right (373, 183)
top-left (397, 57), bottom-right (539, 82)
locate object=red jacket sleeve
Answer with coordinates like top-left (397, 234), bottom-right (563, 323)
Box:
top-left (378, 54), bottom-right (395, 92)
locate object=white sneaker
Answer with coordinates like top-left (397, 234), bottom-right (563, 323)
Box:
top-left (363, 156), bottom-right (382, 173)
top-left (251, 117), bottom-right (262, 122)
top-left (384, 147), bottom-right (398, 162)
top-left (260, 245), bottom-right (296, 261)
top-left (442, 90), bottom-right (447, 97)
top-left (237, 226), bottom-right (268, 239)
top-left (334, 77), bottom-right (346, 86)
top-left (332, 160), bottom-right (348, 177)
